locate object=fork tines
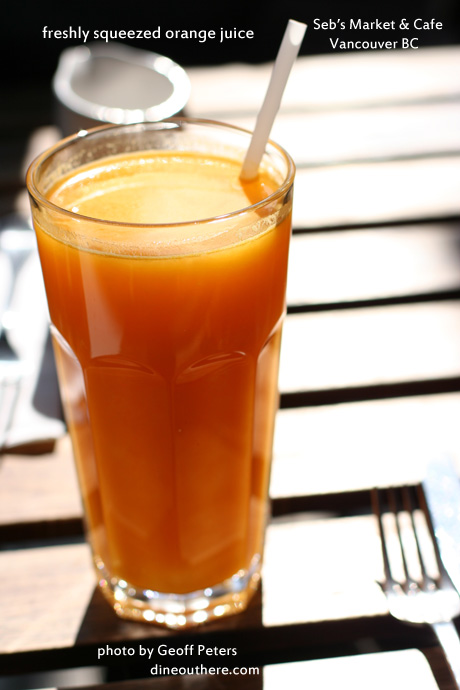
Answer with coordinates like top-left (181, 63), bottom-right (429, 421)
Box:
top-left (372, 485), bottom-right (445, 594)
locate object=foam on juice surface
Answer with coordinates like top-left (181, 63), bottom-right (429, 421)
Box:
top-left (50, 151), bottom-right (278, 225)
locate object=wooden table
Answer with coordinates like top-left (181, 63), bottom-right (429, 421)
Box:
top-left (2, 46), bottom-right (460, 690)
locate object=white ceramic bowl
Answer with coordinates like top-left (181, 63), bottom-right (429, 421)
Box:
top-left (53, 42), bottom-right (191, 135)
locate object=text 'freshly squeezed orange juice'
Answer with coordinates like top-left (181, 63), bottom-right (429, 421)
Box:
top-left (31, 136), bottom-right (293, 626)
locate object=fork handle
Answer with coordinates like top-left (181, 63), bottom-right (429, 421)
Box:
top-left (432, 621), bottom-right (460, 689)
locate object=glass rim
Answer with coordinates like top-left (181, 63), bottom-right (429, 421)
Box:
top-left (26, 117), bottom-right (296, 229)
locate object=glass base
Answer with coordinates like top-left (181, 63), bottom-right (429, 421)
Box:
top-left (95, 555), bottom-right (262, 628)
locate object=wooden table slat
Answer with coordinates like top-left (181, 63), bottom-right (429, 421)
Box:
top-left (187, 48), bottom-right (460, 115)
top-left (22, 649), bottom-right (444, 690)
top-left (292, 157), bottom-right (460, 229)
top-left (287, 223), bottom-right (460, 307)
top-left (229, 102), bottom-right (460, 168)
top-left (280, 301), bottom-right (460, 393)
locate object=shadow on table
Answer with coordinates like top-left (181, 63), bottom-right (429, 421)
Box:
top-left (74, 586), bottom-right (264, 685)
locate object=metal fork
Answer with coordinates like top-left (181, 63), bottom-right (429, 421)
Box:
top-left (0, 219), bottom-right (36, 451)
top-left (372, 485), bottom-right (460, 688)
top-left (0, 363), bottom-right (27, 451)
top-left (0, 218), bottom-right (37, 341)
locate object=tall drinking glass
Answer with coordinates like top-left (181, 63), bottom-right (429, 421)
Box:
top-left (26, 119), bottom-right (295, 628)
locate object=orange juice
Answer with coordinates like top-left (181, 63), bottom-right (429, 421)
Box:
top-left (27, 120), bottom-right (294, 626)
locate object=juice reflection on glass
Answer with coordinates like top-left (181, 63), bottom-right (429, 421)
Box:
top-left (27, 120), bottom-right (295, 627)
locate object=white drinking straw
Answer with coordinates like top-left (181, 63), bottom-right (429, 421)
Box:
top-left (240, 19), bottom-right (307, 181)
